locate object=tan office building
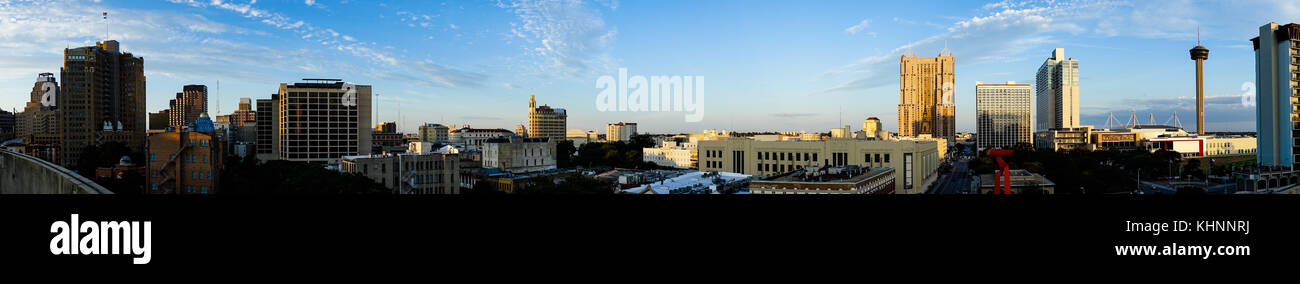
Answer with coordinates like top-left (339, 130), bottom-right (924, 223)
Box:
top-left (898, 52), bottom-right (956, 141)
top-left (698, 138), bottom-right (941, 194)
top-left (14, 73), bottom-right (62, 163)
top-left (59, 40), bottom-right (147, 168)
top-left (1036, 48), bottom-right (1080, 131)
top-left (146, 114), bottom-right (221, 194)
top-left (418, 123), bottom-right (450, 142)
top-left (168, 85), bottom-right (207, 129)
top-left (342, 151), bottom-right (461, 194)
top-left (527, 94), bottom-right (567, 140)
top-left (482, 136), bottom-right (557, 174)
top-left (259, 80), bottom-right (372, 164)
top-left (605, 122), bottom-right (637, 142)
top-left (976, 81), bottom-right (1033, 150)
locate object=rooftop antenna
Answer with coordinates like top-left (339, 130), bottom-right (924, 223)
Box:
top-left (102, 11), bottom-right (108, 40)
top-left (1197, 26), bottom-right (1201, 46)
top-left (941, 39), bottom-right (951, 56)
top-left (215, 80), bottom-right (220, 116)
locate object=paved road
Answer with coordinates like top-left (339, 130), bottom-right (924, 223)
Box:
top-left (932, 158), bottom-right (971, 194)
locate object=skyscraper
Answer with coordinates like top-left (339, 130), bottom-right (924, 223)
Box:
top-left (1251, 22), bottom-right (1300, 168)
top-left (268, 79), bottom-right (372, 164)
top-left (15, 73), bottom-right (62, 162)
top-left (59, 40), bottom-right (147, 168)
top-left (1035, 48), bottom-right (1080, 132)
top-left (168, 85), bottom-right (207, 129)
top-left (976, 81), bottom-right (1034, 150)
top-left (898, 51), bottom-right (956, 141)
top-left (527, 94), bottom-right (567, 140)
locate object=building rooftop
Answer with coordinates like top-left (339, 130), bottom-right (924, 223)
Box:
top-left (621, 171), bottom-right (751, 194)
top-left (760, 165), bottom-right (892, 184)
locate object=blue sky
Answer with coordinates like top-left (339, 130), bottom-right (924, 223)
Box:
top-left (2, 0), bottom-right (1298, 134)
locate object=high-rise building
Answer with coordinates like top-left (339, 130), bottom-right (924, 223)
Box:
top-left (418, 123), bottom-right (450, 142)
top-left (215, 98), bottom-right (256, 127)
top-left (1251, 22), bottom-right (1300, 168)
top-left (148, 110), bottom-right (169, 131)
top-left (898, 51), bottom-right (956, 141)
top-left (258, 79), bottom-right (372, 164)
top-left (527, 94), bottom-right (567, 140)
top-left (605, 122), bottom-right (637, 142)
top-left (14, 73), bottom-right (61, 162)
top-left (59, 40), bottom-right (147, 168)
top-left (254, 95), bottom-right (277, 161)
top-left (1035, 48), bottom-right (1080, 132)
top-left (146, 113), bottom-right (221, 194)
top-left (168, 85), bottom-right (207, 129)
top-left (375, 121), bottom-right (397, 133)
top-left (976, 81), bottom-right (1034, 150)
top-left (515, 124), bottom-right (528, 138)
top-left (0, 109), bottom-right (13, 141)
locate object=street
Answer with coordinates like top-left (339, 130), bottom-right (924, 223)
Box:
top-left (930, 157), bottom-right (972, 194)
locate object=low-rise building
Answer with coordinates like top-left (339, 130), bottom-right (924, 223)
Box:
top-left (1034, 126), bottom-right (1093, 151)
top-left (483, 136), bottom-right (556, 174)
top-left (643, 141), bottom-right (697, 169)
top-left (146, 113), bottom-right (222, 194)
top-left (449, 126), bottom-right (514, 151)
top-left (621, 171), bottom-right (752, 194)
top-left (750, 165), bottom-right (895, 194)
top-left (341, 147), bottom-right (460, 194)
top-left (1146, 135), bottom-right (1257, 158)
top-left (698, 137), bottom-right (940, 194)
top-left (977, 170), bottom-right (1055, 194)
top-left (418, 123), bottom-right (450, 142)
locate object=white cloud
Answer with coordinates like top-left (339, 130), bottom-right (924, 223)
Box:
top-left (167, 0), bottom-right (485, 88)
top-left (498, 0), bottom-right (618, 78)
top-left (845, 18), bottom-right (870, 35)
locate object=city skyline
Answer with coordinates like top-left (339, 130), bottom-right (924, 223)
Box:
top-left (2, 0), bottom-right (1297, 134)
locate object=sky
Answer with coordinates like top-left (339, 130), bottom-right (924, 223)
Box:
top-left (1, 0), bottom-right (1299, 134)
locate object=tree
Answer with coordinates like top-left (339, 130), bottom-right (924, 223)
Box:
top-left (556, 140), bottom-right (577, 168)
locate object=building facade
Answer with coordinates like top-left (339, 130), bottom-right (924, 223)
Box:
top-left (698, 138), bottom-right (941, 194)
top-left (59, 40), bottom-right (147, 168)
top-left (482, 136), bottom-right (556, 174)
top-left (1036, 48), bottom-right (1080, 132)
top-left (168, 85), bottom-right (207, 129)
top-left (146, 114), bottom-right (221, 194)
top-left (449, 127), bottom-right (515, 151)
top-left (342, 151), bottom-right (461, 194)
top-left (750, 166), bottom-right (895, 194)
top-left (14, 73), bottom-right (61, 163)
top-left (898, 52), bottom-right (956, 141)
top-left (526, 95), bottom-right (567, 140)
top-left (268, 80), bottom-right (372, 164)
top-left (643, 141), bottom-right (696, 169)
top-left (1252, 22), bottom-right (1300, 168)
top-left (976, 81), bottom-right (1033, 150)
top-left (1034, 126), bottom-right (1093, 151)
top-left (605, 122), bottom-right (637, 142)
top-left (254, 95), bottom-right (277, 161)
top-left (418, 123), bottom-right (450, 142)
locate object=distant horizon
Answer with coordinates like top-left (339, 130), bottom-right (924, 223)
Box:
top-left (3, 0), bottom-right (1293, 134)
